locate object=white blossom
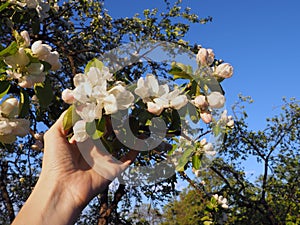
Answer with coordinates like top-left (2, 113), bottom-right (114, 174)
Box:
top-left (20, 30), bottom-right (31, 47)
top-left (0, 97), bottom-right (19, 117)
top-left (214, 63), bottom-right (233, 79)
top-left (73, 120), bottom-right (89, 142)
top-left (135, 74), bottom-right (188, 115)
top-left (196, 47), bottom-right (214, 66)
top-left (207, 92), bottom-right (225, 109)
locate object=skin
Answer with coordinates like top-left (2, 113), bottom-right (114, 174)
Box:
top-left (12, 111), bottom-right (138, 225)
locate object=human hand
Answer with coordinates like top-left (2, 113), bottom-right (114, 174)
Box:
top-left (12, 111), bottom-right (138, 225)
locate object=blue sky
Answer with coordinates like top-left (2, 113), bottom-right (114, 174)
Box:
top-left (103, 1), bottom-right (300, 184)
top-left (105, 0), bottom-right (300, 130)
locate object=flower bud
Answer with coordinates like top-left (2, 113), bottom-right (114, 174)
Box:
top-left (214, 63), bottom-right (233, 79)
top-left (193, 95), bottom-right (208, 108)
top-left (196, 48), bottom-right (214, 66)
top-left (0, 98), bottom-right (19, 117)
top-left (207, 92), bottom-right (225, 109)
top-left (200, 110), bottom-right (212, 124)
top-left (20, 30), bottom-right (31, 47)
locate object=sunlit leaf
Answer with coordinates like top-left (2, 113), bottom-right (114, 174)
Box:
top-left (84, 58), bottom-right (103, 74)
top-left (176, 145), bottom-right (194, 171)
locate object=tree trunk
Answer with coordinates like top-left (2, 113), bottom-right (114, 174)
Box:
top-left (0, 161), bottom-right (15, 223)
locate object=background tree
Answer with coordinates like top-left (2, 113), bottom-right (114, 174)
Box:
top-left (160, 97), bottom-right (300, 225)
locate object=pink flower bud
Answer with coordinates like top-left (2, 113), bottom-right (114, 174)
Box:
top-left (20, 30), bottom-right (30, 47)
top-left (214, 63), bottom-right (233, 78)
top-left (196, 48), bottom-right (214, 66)
top-left (62, 89), bottom-right (75, 104)
top-left (200, 110), bottom-right (212, 124)
top-left (193, 95), bottom-right (208, 108)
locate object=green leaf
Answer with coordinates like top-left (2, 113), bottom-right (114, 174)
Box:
top-left (192, 155), bottom-right (201, 170)
top-left (92, 117), bottom-right (106, 139)
top-left (176, 145), bottom-right (194, 171)
top-left (212, 123), bottom-right (221, 137)
top-left (0, 81), bottom-right (10, 99)
top-left (0, 1), bottom-right (10, 13)
top-left (84, 58), bottom-right (103, 74)
top-left (63, 105), bottom-right (80, 131)
top-left (34, 78), bottom-right (54, 108)
top-left (169, 62), bottom-right (194, 80)
top-left (0, 41), bottom-right (18, 58)
top-left (19, 89), bottom-right (30, 117)
top-left (167, 144), bottom-right (178, 156)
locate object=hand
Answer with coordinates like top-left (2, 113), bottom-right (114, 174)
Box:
top-left (12, 111), bottom-right (138, 225)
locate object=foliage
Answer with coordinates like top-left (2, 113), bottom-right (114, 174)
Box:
top-left (160, 97), bottom-right (300, 225)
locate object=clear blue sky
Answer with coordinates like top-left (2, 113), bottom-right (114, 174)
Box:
top-left (105, 0), bottom-right (300, 130)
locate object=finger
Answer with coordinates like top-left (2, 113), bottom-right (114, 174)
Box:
top-left (119, 150), bottom-right (139, 167)
top-left (47, 110), bottom-right (69, 137)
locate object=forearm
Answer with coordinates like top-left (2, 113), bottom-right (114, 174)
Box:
top-left (12, 175), bottom-right (84, 225)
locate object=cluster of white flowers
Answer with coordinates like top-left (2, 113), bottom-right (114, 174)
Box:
top-left (219, 110), bottom-right (234, 128)
top-left (192, 91), bottom-right (225, 124)
top-left (7, 0), bottom-right (50, 19)
top-left (62, 66), bottom-right (134, 142)
top-left (134, 74), bottom-right (188, 115)
top-left (4, 30), bottom-right (61, 88)
top-left (213, 194), bottom-right (229, 209)
top-left (0, 97), bottom-right (30, 144)
top-left (196, 47), bottom-right (233, 79)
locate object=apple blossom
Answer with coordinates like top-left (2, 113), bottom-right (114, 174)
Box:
top-left (0, 97), bottom-right (19, 117)
top-left (73, 120), bottom-right (89, 142)
top-left (20, 30), bottom-right (31, 47)
top-left (214, 63), bottom-right (233, 79)
top-left (193, 94), bottom-right (208, 109)
top-left (196, 47), bottom-right (214, 66)
top-left (213, 194), bottom-right (229, 209)
top-left (207, 91), bottom-right (225, 109)
top-left (62, 89), bottom-right (75, 104)
top-left (200, 110), bottom-right (212, 124)
top-left (135, 74), bottom-right (188, 115)
top-left (31, 41), bottom-right (52, 59)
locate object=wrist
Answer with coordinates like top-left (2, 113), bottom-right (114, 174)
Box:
top-left (13, 175), bottom-right (84, 225)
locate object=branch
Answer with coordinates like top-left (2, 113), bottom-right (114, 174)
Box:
top-left (0, 161), bottom-right (15, 223)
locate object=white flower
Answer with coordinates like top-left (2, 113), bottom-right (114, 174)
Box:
top-left (73, 120), bottom-right (89, 142)
top-left (196, 47), bottom-right (214, 66)
top-left (4, 48), bottom-right (30, 69)
top-left (0, 98), bottom-right (19, 117)
top-left (31, 41), bottom-right (52, 60)
top-left (10, 119), bottom-right (30, 136)
top-left (135, 74), bottom-right (187, 115)
top-left (200, 110), bottom-right (212, 124)
top-left (214, 63), bottom-right (233, 79)
top-left (203, 142), bottom-right (216, 156)
top-left (213, 194), bottom-right (229, 209)
top-left (62, 89), bottom-right (75, 104)
top-left (108, 85), bottom-right (134, 110)
top-left (207, 92), bottom-right (225, 109)
top-left (0, 119), bottom-right (13, 135)
top-left (193, 94), bottom-right (208, 108)
top-left (135, 74), bottom-right (168, 100)
top-left (20, 30), bottom-right (31, 47)
top-left (44, 51), bottom-right (61, 71)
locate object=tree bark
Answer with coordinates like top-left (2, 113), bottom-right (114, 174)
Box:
top-left (0, 161), bottom-right (15, 223)
top-left (98, 183), bottom-right (126, 225)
